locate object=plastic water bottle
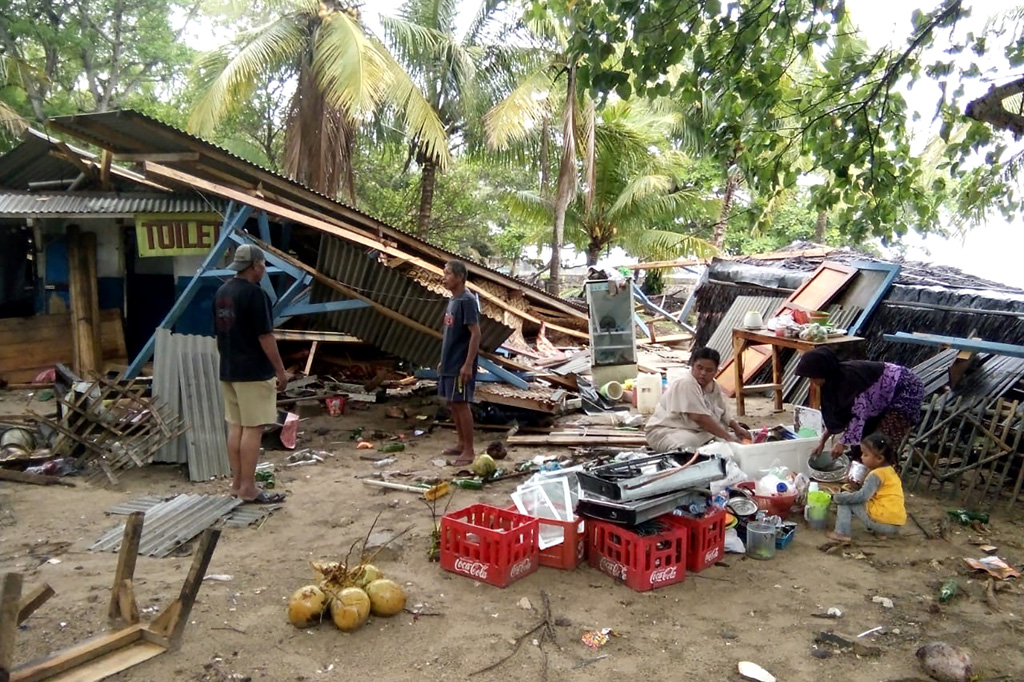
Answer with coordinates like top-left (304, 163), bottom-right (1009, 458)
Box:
top-left (711, 493), bottom-right (728, 510)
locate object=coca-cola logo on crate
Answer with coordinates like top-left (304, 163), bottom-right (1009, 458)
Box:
top-left (704, 546), bottom-right (721, 564)
top-left (509, 556), bottom-right (534, 579)
top-left (598, 556), bottom-right (627, 580)
top-left (649, 566), bottom-right (678, 584)
top-left (453, 557), bottom-right (489, 580)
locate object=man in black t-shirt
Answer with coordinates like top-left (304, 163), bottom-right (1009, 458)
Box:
top-left (438, 260), bottom-right (481, 466)
top-left (214, 244), bottom-right (287, 504)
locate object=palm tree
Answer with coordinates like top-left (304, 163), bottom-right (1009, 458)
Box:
top-left (379, 0), bottom-right (532, 236)
top-left (484, 7), bottom-right (582, 294)
top-left (505, 100), bottom-right (717, 266)
top-left (189, 0), bottom-right (449, 202)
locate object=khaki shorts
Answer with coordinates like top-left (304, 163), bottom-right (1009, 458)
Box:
top-left (221, 378), bottom-right (277, 427)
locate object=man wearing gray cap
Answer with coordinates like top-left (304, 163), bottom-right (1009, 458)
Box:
top-left (214, 244), bottom-right (287, 504)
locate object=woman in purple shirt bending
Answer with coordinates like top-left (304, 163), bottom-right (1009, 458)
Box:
top-left (795, 347), bottom-right (924, 462)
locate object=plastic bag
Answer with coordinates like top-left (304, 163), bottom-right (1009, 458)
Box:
top-left (724, 527), bottom-right (745, 554)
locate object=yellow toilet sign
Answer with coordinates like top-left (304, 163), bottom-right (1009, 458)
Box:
top-left (135, 213), bottom-right (222, 257)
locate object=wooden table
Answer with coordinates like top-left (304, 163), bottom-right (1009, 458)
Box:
top-left (731, 329), bottom-right (865, 417)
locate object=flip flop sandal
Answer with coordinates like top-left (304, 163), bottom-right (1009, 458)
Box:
top-left (242, 491), bottom-right (286, 504)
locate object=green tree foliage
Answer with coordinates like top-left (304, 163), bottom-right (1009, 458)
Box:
top-left (0, 0), bottom-right (197, 122)
top-left (537, 0), bottom-right (1021, 243)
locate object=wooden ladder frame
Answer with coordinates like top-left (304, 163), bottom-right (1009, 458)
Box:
top-left (0, 512), bottom-right (220, 682)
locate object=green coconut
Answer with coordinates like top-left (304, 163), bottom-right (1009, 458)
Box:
top-left (471, 454), bottom-right (497, 478)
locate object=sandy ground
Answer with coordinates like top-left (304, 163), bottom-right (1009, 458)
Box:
top-left (2, 388), bottom-right (1024, 682)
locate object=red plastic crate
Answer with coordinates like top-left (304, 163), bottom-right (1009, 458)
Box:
top-left (669, 509), bottom-right (726, 573)
top-left (586, 516), bottom-right (687, 592)
top-left (440, 504), bottom-right (540, 588)
top-left (506, 506), bottom-right (586, 570)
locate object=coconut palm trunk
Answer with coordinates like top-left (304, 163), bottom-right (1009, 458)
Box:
top-left (712, 171), bottom-right (740, 248)
top-left (815, 209), bottom-right (828, 242)
top-left (417, 154), bottom-right (437, 235)
top-left (550, 66), bottom-right (579, 296)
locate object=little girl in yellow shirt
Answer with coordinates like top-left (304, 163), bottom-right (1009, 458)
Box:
top-left (827, 432), bottom-right (906, 542)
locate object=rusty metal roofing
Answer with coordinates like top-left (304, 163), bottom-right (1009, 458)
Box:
top-left (0, 191), bottom-right (222, 216)
top-left (0, 128), bottom-right (161, 191)
top-left (312, 235), bottom-right (514, 367)
top-left (45, 109), bottom-right (586, 320)
top-left (91, 494), bottom-right (241, 557)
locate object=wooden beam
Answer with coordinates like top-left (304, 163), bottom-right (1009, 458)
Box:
top-left (0, 470), bottom-right (76, 487)
top-left (112, 152), bottom-right (201, 163)
top-left (628, 247), bottom-right (835, 271)
top-left (108, 512), bottom-right (144, 623)
top-left (153, 528), bottom-right (219, 649)
top-left (142, 162), bottom-right (589, 338)
top-left (273, 330), bottom-right (362, 343)
top-left (1, 573), bottom-right (23, 682)
top-left (66, 226), bottom-right (102, 375)
top-left (10, 625), bottom-right (145, 682)
top-left (17, 584), bottom-right (54, 626)
top-left (303, 342), bottom-right (318, 376)
top-left (99, 150), bottom-right (113, 190)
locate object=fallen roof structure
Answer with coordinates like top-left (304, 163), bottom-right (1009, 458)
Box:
top-left (692, 241), bottom-right (1024, 369)
top-left (45, 110), bottom-right (588, 349)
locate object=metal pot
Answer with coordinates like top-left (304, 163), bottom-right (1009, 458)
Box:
top-left (1, 428), bottom-right (35, 451)
top-left (846, 460), bottom-right (870, 487)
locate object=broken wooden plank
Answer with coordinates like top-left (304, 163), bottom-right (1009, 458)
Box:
top-left (150, 528), bottom-right (220, 649)
top-left (108, 512), bottom-right (144, 624)
top-left (1, 573), bottom-right (23, 682)
top-left (0, 470), bottom-right (76, 487)
top-left (17, 584), bottom-right (55, 626)
top-left (10, 625), bottom-right (146, 682)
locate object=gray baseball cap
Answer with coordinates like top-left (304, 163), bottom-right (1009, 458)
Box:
top-left (227, 244), bottom-right (265, 271)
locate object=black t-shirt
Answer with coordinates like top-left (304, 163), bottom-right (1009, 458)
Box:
top-left (440, 290), bottom-right (480, 376)
top-left (214, 278), bottom-right (274, 382)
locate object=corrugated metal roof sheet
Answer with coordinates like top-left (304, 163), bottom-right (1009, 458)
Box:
top-left (46, 110), bottom-right (586, 320)
top-left (91, 494), bottom-right (241, 557)
top-left (0, 191), bottom-right (221, 216)
top-left (312, 235), bottom-right (514, 368)
top-left (0, 128), bottom-right (163, 191)
top-left (106, 495), bottom-right (168, 515)
top-left (705, 295), bottom-right (787, 358)
top-left (223, 504), bottom-right (282, 528)
top-left (151, 330), bottom-right (230, 480)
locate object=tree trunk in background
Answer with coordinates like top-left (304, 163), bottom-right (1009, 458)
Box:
top-left (539, 115), bottom-right (550, 195)
top-left (814, 210), bottom-right (828, 243)
top-left (587, 240), bottom-right (601, 266)
top-left (713, 171), bottom-right (740, 248)
top-left (550, 67), bottom-right (579, 297)
top-left (417, 157), bottom-right (437, 236)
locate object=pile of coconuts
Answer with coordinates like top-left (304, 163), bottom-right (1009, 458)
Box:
top-left (288, 561), bottom-right (407, 633)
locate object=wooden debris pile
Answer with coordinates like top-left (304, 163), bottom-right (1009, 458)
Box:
top-left (23, 373), bottom-right (186, 486)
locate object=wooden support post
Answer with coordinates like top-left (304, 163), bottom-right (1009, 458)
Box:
top-left (150, 528), bottom-right (219, 649)
top-left (67, 226), bottom-right (102, 376)
top-left (108, 512), bottom-right (144, 623)
top-left (1, 573), bottom-right (24, 682)
top-left (733, 333), bottom-right (746, 417)
top-left (17, 584), bottom-right (54, 626)
top-left (771, 344), bottom-right (784, 412)
top-left (304, 342), bottom-right (318, 376)
top-left (10, 624), bottom-right (145, 682)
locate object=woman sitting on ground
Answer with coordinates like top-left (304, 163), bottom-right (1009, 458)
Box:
top-left (645, 347), bottom-right (752, 452)
top-left (828, 432), bottom-right (906, 543)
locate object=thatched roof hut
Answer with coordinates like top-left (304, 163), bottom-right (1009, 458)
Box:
top-left (693, 242), bottom-right (1024, 368)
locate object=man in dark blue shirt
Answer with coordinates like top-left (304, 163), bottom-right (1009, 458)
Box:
top-left (214, 244), bottom-right (287, 503)
top-left (438, 260), bottom-right (481, 466)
